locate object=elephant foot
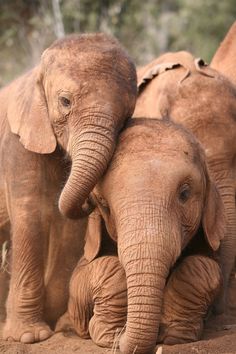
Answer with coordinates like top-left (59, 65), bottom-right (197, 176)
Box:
top-left (3, 319), bottom-right (53, 343)
top-left (158, 323), bottom-right (203, 345)
top-left (55, 312), bottom-right (75, 333)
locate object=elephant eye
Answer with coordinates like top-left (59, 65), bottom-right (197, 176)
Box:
top-left (179, 183), bottom-right (191, 203)
top-left (60, 96), bottom-right (71, 107)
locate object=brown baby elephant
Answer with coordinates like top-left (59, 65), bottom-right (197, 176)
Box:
top-left (62, 118), bottom-right (225, 354)
top-left (67, 254), bottom-right (222, 348)
top-left (0, 33), bottom-right (136, 343)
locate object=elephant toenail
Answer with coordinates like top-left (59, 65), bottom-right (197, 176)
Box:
top-left (39, 329), bottom-right (52, 341)
top-left (21, 332), bottom-right (35, 344)
top-left (6, 337), bottom-right (14, 342)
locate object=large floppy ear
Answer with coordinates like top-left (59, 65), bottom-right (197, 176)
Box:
top-left (84, 208), bottom-right (103, 262)
top-left (137, 62), bottom-right (181, 93)
top-left (202, 176), bottom-right (226, 251)
top-left (137, 53), bottom-right (214, 93)
top-left (7, 65), bottom-right (57, 154)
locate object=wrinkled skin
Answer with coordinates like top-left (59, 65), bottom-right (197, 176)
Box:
top-left (134, 51), bottom-right (236, 314)
top-left (66, 254), bottom-right (221, 348)
top-left (0, 33), bottom-right (137, 343)
top-left (211, 23), bottom-right (236, 289)
top-left (68, 256), bottom-right (127, 348)
top-left (159, 255), bottom-right (222, 344)
top-left (66, 119), bottom-right (225, 354)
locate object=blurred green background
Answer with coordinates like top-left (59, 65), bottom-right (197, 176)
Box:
top-left (0, 0), bottom-right (235, 86)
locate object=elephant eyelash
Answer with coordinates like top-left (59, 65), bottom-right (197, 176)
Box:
top-left (179, 183), bottom-right (191, 203)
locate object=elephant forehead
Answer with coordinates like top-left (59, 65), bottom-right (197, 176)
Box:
top-left (108, 144), bottom-right (202, 187)
top-left (43, 54), bottom-right (135, 99)
top-left (42, 37), bottom-right (134, 82)
top-left (103, 153), bottom-right (203, 201)
top-left (113, 125), bottom-right (201, 164)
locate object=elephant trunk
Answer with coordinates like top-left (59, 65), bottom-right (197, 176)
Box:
top-left (59, 117), bottom-right (116, 218)
top-left (119, 250), bottom-right (168, 354)
top-left (117, 204), bottom-right (178, 354)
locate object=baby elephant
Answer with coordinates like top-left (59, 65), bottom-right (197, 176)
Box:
top-left (68, 254), bottom-right (222, 347)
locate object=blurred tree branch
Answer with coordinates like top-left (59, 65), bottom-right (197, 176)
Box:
top-left (52, 0), bottom-right (65, 38)
top-left (0, 0), bottom-right (236, 85)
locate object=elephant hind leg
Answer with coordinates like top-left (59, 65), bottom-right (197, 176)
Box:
top-left (158, 255), bottom-right (222, 345)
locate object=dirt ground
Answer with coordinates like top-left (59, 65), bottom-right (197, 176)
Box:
top-left (0, 274), bottom-right (235, 354)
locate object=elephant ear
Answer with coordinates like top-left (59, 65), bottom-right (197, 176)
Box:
top-left (137, 54), bottom-right (214, 94)
top-left (137, 62), bottom-right (181, 93)
top-left (202, 177), bottom-right (226, 251)
top-left (84, 208), bottom-right (102, 262)
top-left (7, 66), bottom-right (57, 154)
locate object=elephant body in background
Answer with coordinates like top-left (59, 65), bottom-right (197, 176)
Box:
top-left (66, 118), bottom-right (225, 354)
top-left (211, 21), bottom-right (236, 85)
top-left (0, 33), bottom-right (137, 344)
top-left (134, 52), bottom-right (236, 313)
top-left (67, 254), bottom-right (221, 348)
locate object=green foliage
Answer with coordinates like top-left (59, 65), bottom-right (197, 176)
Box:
top-left (0, 0), bottom-right (235, 85)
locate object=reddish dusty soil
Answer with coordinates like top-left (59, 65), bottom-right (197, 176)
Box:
top-left (0, 273), bottom-right (235, 354)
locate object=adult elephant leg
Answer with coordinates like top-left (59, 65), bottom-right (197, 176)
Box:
top-left (44, 216), bottom-right (87, 327)
top-left (3, 199), bottom-right (52, 343)
top-left (217, 194), bottom-right (236, 313)
top-left (208, 166), bottom-right (236, 313)
top-left (2, 153), bottom-right (53, 345)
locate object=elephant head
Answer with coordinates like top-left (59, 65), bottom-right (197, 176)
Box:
top-left (134, 51), bottom-right (236, 312)
top-left (7, 33), bottom-right (137, 218)
top-left (83, 119), bottom-right (226, 354)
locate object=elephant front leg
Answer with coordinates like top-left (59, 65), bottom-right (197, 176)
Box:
top-left (68, 256), bottom-right (127, 348)
top-left (3, 212), bottom-right (52, 343)
top-left (158, 255), bottom-right (222, 345)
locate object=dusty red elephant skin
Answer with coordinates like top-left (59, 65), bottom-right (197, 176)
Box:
top-left (65, 118), bottom-right (225, 354)
top-left (0, 33), bottom-right (137, 344)
top-left (134, 50), bottom-right (236, 316)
